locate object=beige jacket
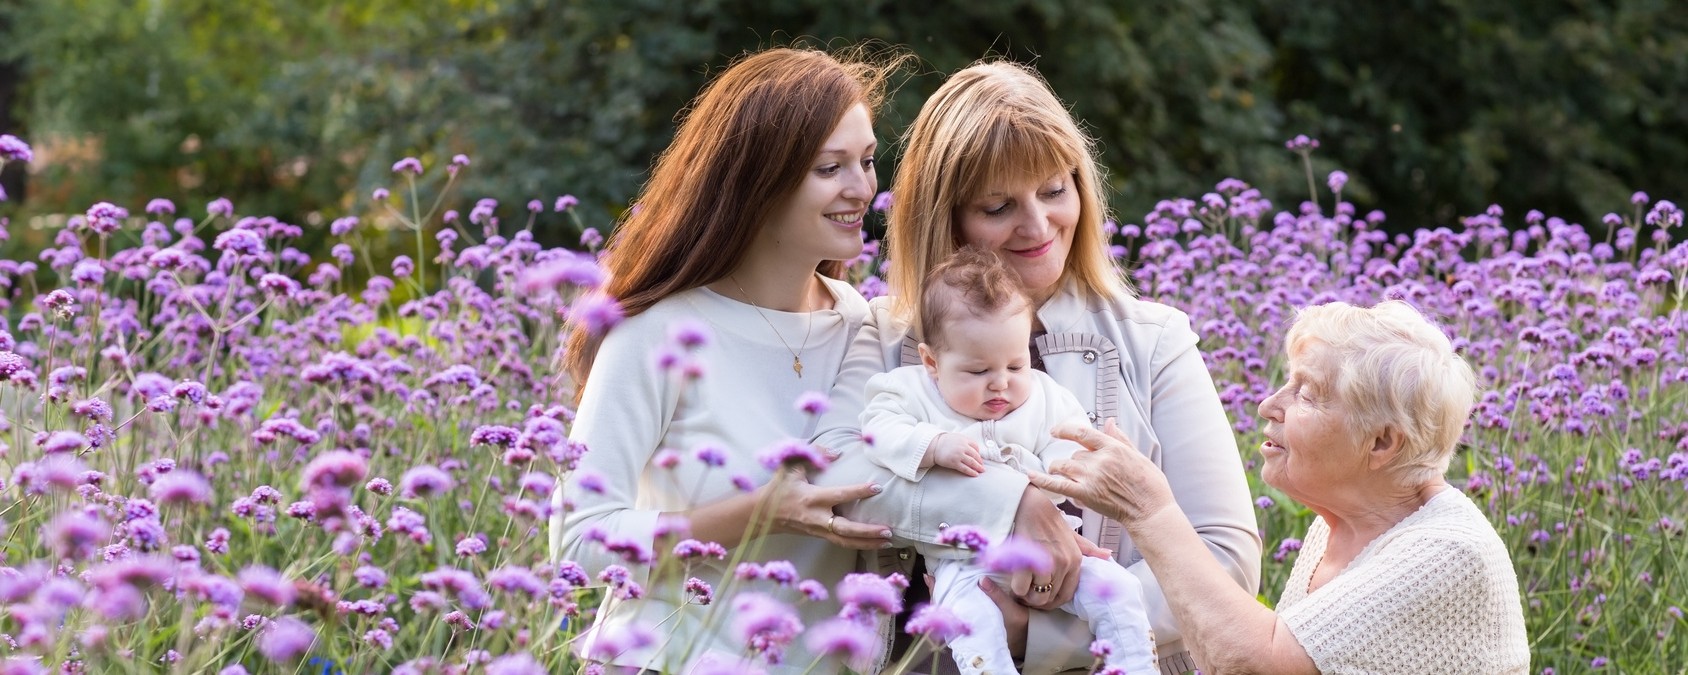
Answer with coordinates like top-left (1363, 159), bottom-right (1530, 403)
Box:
top-left (813, 284), bottom-right (1262, 674)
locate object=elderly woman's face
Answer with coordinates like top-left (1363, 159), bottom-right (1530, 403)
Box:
top-left (956, 170), bottom-right (1079, 304)
top-left (1258, 340), bottom-right (1367, 499)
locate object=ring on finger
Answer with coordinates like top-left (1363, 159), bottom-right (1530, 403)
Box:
top-left (1033, 582), bottom-right (1054, 594)
top-left (826, 515), bottom-right (837, 534)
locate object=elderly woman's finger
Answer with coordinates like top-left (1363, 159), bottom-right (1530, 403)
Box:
top-left (1100, 417), bottom-right (1134, 444)
top-left (1050, 420), bottom-right (1102, 447)
top-left (1026, 470), bottom-right (1085, 500)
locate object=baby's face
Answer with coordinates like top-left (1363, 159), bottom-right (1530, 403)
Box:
top-left (921, 305), bottom-right (1034, 421)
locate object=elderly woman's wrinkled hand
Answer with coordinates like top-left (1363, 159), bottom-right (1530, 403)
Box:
top-left (1030, 419), bottom-right (1178, 525)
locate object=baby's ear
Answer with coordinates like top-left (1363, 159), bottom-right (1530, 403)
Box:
top-left (918, 343), bottom-right (939, 377)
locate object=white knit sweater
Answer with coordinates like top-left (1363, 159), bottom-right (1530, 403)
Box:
top-left (550, 276), bottom-right (869, 672)
top-left (1277, 488), bottom-right (1530, 674)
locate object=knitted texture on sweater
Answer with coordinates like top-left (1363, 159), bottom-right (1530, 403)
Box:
top-left (1277, 489), bottom-right (1530, 674)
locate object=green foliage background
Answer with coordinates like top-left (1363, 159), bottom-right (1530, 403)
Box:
top-left (4, 0), bottom-right (1687, 245)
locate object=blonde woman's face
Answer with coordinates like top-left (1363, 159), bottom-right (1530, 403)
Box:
top-left (956, 171), bottom-right (1078, 304)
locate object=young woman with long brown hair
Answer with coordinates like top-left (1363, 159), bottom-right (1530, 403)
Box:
top-left (549, 46), bottom-right (904, 671)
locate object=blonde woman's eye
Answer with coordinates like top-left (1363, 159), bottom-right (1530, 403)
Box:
top-left (1042, 186), bottom-right (1068, 199)
top-left (984, 202), bottom-right (1011, 216)
top-left (862, 157), bottom-right (876, 170)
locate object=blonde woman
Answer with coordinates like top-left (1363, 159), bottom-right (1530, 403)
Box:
top-left (815, 61), bottom-right (1260, 674)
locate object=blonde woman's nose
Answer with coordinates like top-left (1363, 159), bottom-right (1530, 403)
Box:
top-left (1015, 200), bottom-right (1051, 238)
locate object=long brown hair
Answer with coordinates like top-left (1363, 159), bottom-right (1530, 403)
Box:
top-left (564, 46), bottom-right (900, 398)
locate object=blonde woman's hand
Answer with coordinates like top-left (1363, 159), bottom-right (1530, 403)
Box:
top-left (1029, 418), bottom-right (1177, 525)
top-left (1008, 486), bottom-right (1083, 610)
top-left (764, 468), bottom-right (894, 550)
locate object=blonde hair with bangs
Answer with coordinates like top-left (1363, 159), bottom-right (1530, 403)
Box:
top-left (1285, 301), bottom-right (1478, 488)
top-left (888, 60), bottom-right (1129, 326)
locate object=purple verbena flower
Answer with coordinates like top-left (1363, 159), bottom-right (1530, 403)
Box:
top-left (937, 525), bottom-right (990, 551)
top-left (979, 535), bottom-right (1053, 576)
top-left (301, 450), bottom-right (368, 489)
top-left (805, 617), bottom-right (882, 671)
top-left (400, 465), bottom-right (455, 498)
top-left (238, 566), bottom-right (294, 606)
top-left (905, 603), bottom-right (971, 642)
top-left (837, 572), bottom-right (906, 619)
top-left (149, 470), bottom-right (213, 505)
top-left (257, 617), bottom-right (315, 661)
top-left (732, 592), bottom-right (804, 665)
top-left (391, 157), bottom-right (423, 175)
top-left (0, 134), bottom-right (33, 162)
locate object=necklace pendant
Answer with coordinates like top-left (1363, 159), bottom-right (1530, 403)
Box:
top-left (793, 356), bottom-right (803, 378)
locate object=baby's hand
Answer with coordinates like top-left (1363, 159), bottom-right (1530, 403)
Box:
top-left (930, 433), bottom-right (985, 477)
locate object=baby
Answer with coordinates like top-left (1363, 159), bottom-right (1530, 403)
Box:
top-left (861, 248), bottom-right (1155, 675)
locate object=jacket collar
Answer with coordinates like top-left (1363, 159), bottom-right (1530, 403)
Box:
top-left (1034, 280), bottom-right (1090, 334)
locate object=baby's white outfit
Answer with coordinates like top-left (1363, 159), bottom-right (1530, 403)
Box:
top-left (861, 365), bottom-right (1157, 675)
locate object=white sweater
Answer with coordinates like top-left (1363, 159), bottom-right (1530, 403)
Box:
top-left (859, 365), bottom-right (1092, 483)
top-left (549, 276), bottom-right (868, 672)
top-left (814, 286), bottom-right (1260, 674)
top-left (1278, 488), bottom-right (1530, 674)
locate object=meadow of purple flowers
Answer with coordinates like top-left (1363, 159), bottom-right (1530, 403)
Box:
top-left (0, 133), bottom-right (1682, 673)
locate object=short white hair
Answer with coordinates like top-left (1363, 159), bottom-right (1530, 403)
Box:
top-left (1285, 300), bottom-right (1477, 487)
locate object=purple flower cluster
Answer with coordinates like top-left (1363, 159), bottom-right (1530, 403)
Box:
top-left (0, 140), bottom-right (1676, 670)
top-left (1118, 144), bottom-right (1688, 668)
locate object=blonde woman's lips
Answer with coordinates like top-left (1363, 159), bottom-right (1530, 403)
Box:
top-left (1009, 240), bottom-right (1054, 258)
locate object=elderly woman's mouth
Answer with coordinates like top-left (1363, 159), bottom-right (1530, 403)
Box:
top-left (1261, 439), bottom-right (1286, 455)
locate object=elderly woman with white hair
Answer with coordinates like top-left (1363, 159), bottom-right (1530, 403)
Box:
top-left (1032, 300), bottom-right (1530, 674)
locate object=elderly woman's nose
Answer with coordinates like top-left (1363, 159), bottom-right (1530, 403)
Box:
top-left (1259, 387), bottom-right (1286, 421)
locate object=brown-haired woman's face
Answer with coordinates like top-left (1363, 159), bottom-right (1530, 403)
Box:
top-left (759, 103), bottom-right (877, 264)
top-left (957, 170), bottom-right (1079, 303)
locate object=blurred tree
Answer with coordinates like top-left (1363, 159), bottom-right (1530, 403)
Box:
top-left (3, 0), bottom-right (1685, 250)
top-left (0, 2), bottom-right (24, 207)
top-left (1259, 0), bottom-right (1688, 229)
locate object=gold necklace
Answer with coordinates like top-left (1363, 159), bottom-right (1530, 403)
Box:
top-left (729, 275), bottom-right (813, 378)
